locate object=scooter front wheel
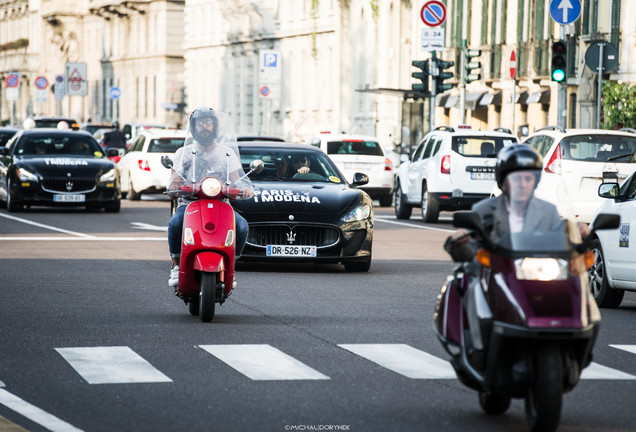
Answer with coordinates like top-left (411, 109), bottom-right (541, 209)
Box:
top-left (525, 343), bottom-right (563, 432)
top-left (199, 272), bottom-right (217, 322)
top-left (478, 391), bottom-right (511, 415)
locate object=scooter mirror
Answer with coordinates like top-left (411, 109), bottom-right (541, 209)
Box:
top-left (161, 155), bottom-right (173, 170)
top-left (590, 213), bottom-right (620, 231)
top-left (250, 159), bottom-right (264, 174)
top-left (453, 211), bottom-right (484, 232)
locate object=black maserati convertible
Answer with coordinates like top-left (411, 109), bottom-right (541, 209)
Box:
top-left (0, 129), bottom-right (121, 212)
top-left (233, 141), bottom-right (374, 272)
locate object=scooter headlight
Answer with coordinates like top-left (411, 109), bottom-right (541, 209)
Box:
top-left (514, 258), bottom-right (568, 281)
top-left (201, 177), bottom-right (222, 198)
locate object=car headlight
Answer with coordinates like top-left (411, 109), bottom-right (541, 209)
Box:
top-left (341, 204), bottom-right (372, 223)
top-left (99, 168), bottom-right (116, 183)
top-left (201, 177), bottom-right (222, 198)
top-left (514, 257), bottom-right (568, 281)
top-left (17, 167), bottom-right (39, 182)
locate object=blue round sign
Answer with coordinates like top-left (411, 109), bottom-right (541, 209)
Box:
top-left (549, 0), bottom-right (581, 25)
top-left (420, 1), bottom-right (446, 27)
top-left (109, 86), bottom-right (121, 100)
top-left (259, 86), bottom-right (270, 97)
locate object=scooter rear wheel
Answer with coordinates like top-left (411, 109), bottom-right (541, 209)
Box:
top-left (525, 343), bottom-right (563, 432)
top-left (199, 272), bottom-right (217, 322)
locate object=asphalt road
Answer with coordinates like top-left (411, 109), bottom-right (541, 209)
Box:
top-left (0, 200), bottom-right (635, 432)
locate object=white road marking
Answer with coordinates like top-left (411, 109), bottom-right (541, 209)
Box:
top-left (581, 362), bottom-right (636, 380)
top-left (55, 347), bottom-right (172, 384)
top-left (130, 222), bottom-right (168, 231)
top-left (339, 343), bottom-right (456, 379)
top-left (374, 215), bottom-right (455, 233)
top-left (611, 344), bottom-right (636, 355)
top-left (0, 389), bottom-right (83, 432)
top-left (199, 344), bottom-right (330, 381)
top-left (0, 213), bottom-right (95, 238)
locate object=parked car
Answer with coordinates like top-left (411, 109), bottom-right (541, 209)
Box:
top-left (0, 129), bottom-right (120, 212)
top-left (232, 141), bottom-right (374, 272)
top-left (523, 126), bottom-right (636, 223)
top-left (309, 133), bottom-right (394, 206)
top-left (0, 127), bottom-right (19, 146)
top-left (237, 134), bottom-right (284, 142)
top-left (394, 126), bottom-right (518, 222)
top-left (82, 123), bottom-right (114, 136)
top-left (587, 172), bottom-right (636, 308)
top-left (117, 129), bottom-right (187, 200)
top-left (122, 123), bottom-right (166, 144)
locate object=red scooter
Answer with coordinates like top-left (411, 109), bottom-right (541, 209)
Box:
top-left (434, 207), bottom-right (619, 432)
top-left (162, 154), bottom-right (263, 322)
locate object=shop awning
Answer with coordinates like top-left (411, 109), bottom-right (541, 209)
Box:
top-left (444, 94), bottom-right (459, 109)
top-left (525, 89), bottom-right (550, 105)
top-left (465, 92), bottom-right (486, 110)
top-left (479, 92), bottom-right (502, 106)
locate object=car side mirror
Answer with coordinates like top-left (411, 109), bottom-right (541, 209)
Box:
top-left (310, 137), bottom-right (321, 148)
top-left (400, 153), bottom-right (409, 163)
top-left (352, 172), bottom-right (369, 187)
top-left (161, 155), bottom-right (173, 169)
top-left (598, 183), bottom-right (619, 199)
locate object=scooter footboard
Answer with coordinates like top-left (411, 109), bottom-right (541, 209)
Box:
top-left (194, 252), bottom-right (225, 273)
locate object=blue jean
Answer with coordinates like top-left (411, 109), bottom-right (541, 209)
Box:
top-left (168, 204), bottom-right (249, 259)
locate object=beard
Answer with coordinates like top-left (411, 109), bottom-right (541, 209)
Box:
top-left (197, 129), bottom-right (214, 146)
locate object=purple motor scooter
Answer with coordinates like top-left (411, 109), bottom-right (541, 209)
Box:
top-left (434, 207), bottom-right (619, 432)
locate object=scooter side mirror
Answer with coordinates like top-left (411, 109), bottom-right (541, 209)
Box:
top-left (453, 211), bottom-right (485, 232)
top-left (161, 155), bottom-right (173, 170)
top-left (250, 159), bottom-right (264, 175)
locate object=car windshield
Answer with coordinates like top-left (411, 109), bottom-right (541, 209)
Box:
top-left (326, 140), bottom-right (384, 156)
top-left (451, 136), bottom-right (516, 157)
top-left (16, 135), bottom-right (104, 157)
top-left (148, 138), bottom-right (185, 153)
top-left (560, 135), bottom-right (636, 163)
top-left (239, 148), bottom-right (346, 183)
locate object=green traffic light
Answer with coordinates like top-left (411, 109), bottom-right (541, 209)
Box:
top-left (552, 69), bottom-right (565, 82)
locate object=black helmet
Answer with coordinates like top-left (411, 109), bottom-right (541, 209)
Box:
top-left (189, 107), bottom-right (219, 146)
top-left (495, 144), bottom-right (543, 188)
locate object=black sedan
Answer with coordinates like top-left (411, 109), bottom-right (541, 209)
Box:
top-left (233, 142), bottom-right (373, 272)
top-left (0, 129), bottom-right (121, 212)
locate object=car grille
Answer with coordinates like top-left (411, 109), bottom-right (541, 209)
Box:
top-left (247, 224), bottom-right (340, 248)
top-left (42, 177), bottom-right (97, 193)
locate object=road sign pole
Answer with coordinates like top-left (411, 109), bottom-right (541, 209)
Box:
top-left (597, 43), bottom-right (604, 129)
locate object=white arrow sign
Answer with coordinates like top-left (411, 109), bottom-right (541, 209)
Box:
top-left (558, 0), bottom-right (573, 22)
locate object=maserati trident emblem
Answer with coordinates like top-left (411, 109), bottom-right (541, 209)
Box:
top-left (286, 230), bottom-right (297, 243)
top-left (65, 181), bottom-right (74, 191)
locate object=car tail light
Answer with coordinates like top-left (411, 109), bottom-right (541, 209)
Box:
top-left (441, 155), bottom-right (451, 174)
top-left (384, 158), bottom-right (393, 171)
top-left (545, 144), bottom-right (561, 174)
top-left (138, 159), bottom-right (151, 171)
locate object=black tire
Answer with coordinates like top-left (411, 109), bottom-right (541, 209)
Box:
top-left (378, 194), bottom-right (393, 207)
top-left (127, 174), bottom-right (141, 201)
top-left (588, 238), bottom-right (624, 308)
top-left (420, 182), bottom-right (439, 223)
top-left (199, 272), bottom-right (217, 322)
top-left (394, 181), bottom-right (412, 219)
top-left (188, 298), bottom-right (200, 316)
top-left (104, 200), bottom-right (121, 213)
top-left (479, 391), bottom-right (511, 415)
top-left (525, 344), bottom-right (563, 432)
top-left (7, 178), bottom-right (22, 212)
top-left (344, 255), bottom-right (372, 272)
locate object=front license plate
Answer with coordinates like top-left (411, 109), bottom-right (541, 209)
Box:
top-left (266, 245), bottom-right (317, 257)
top-left (470, 172), bottom-right (495, 180)
top-left (53, 194), bottom-right (86, 203)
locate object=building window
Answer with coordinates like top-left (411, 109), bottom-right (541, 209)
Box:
top-left (610, 0), bottom-right (621, 51)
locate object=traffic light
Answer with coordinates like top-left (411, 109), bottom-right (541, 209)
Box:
top-left (464, 48), bottom-right (482, 84)
top-left (411, 60), bottom-right (429, 96)
top-left (435, 58), bottom-right (455, 94)
top-left (551, 40), bottom-right (567, 82)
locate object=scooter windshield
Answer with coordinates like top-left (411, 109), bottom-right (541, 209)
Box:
top-left (489, 169), bottom-right (582, 257)
top-left (167, 110), bottom-right (254, 200)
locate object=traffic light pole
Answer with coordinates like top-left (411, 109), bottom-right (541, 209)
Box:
top-left (429, 51), bottom-right (437, 130)
top-left (557, 26), bottom-right (567, 129)
top-left (459, 40), bottom-right (466, 124)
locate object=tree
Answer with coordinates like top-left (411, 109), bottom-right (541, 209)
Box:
top-left (602, 82), bottom-right (636, 130)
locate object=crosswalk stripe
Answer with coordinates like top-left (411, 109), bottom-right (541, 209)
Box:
top-left (199, 344), bottom-right (330, 381)
top-left (338, 344), bottom-right (456, 379)
top-left (581, 362), bottom-right (636, 380)
top-left (55, 347), bottom-right (172, 384)
top-left (610, 344), bottom-right (636, 355)
top-left (0, 389), bottom-right (83, 432)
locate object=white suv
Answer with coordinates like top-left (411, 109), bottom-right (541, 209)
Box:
top-left (394, 127), bottom-right (518, 222)
top-left (523, 127), bottom-right (636, 223)
top-left (309, 133), bottom-right (394, 206)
